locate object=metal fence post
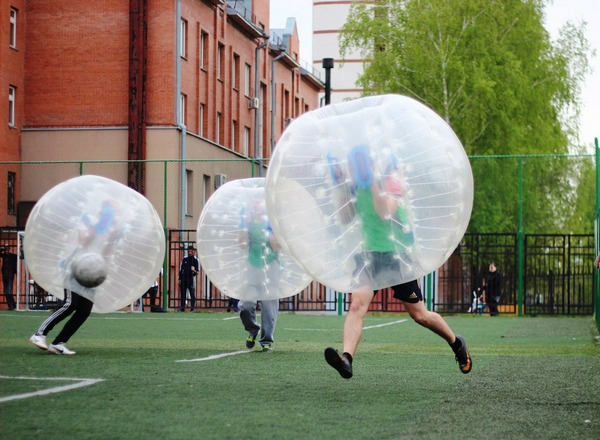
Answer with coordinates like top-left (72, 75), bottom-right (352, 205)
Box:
top-left (595, 139), bottom-right (600, 330)
top-left (517, 158), bottom-right (524, 317)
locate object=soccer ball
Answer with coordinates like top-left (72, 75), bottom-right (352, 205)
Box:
top-left (72, 253), bottom-right (108, 288)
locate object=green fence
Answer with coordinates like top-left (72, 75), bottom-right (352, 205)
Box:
top-left (1, 149), bottom-right (600, 329)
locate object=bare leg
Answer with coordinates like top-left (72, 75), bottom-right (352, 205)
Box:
top-left (402, 300), bottom-right (456, 344)
top-left (342, 288), bottom-right (374, 357)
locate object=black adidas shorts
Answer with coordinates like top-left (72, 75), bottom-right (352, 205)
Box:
top-left (389, 279), bottom-right (423, 304)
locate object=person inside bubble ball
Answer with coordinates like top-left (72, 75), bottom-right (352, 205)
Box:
top-left (237, 198), bottom-right (281, 353)
top-left (324, 145), bottom-right (472, 378)
top-left (29, 199), bottom-right (120, 355)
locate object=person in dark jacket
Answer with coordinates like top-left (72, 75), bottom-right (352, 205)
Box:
top-left (1, 246), bottom-right (18, 310)
top-left (178, 247), bottom-right (199, 312)
top-left (481, 262), bottom-right (502, 316)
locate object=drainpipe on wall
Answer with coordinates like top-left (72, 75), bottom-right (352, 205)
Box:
top-left (270, 52), bottom-right (286, 154)
top-left (254, 36), bottom-right (270, 176)
top-left (128, 0), bottom-right (147, 194)
top-left (176, 0), bottom-right (187, 232)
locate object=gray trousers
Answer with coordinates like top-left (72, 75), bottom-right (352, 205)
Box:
top-left (239, 299), bottom-right (279, 347)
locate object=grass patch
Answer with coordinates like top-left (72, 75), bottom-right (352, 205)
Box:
top-left (1, 311), bottom-right (599, 439)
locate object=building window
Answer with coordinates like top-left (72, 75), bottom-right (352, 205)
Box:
top-left (284, 90), bottom-right (290, 120)
top-left (185, 169), bottom-right (193, 216)
top-left (10, 8), bottom-right (17, 49)
top-left (199, 104), bottom-right (205, 137)
top-left (232, 53), bottom-right (240, 90)
top-left (203, 174), bottom-right (210, 206)
top-left (231, 120), bottom-right (237, 150)
top-left (8, 86), bottom-right (16, 127)
top-left (200, 31), bottom-right (208, 70)
top-left (180, 93), bottom-right (187, 126)
top-left (217, 43), bottom-right (224, 80)
top-left (243, 127), bottom-right (250, 157)
top-left (7, 172), bottom-right (16, 215)
top-left (180, 18), bottom-right (188, 58)
top-left (216, 112), bottom-right (221, 144)
top-left (244, 64), bottom-right (251, 97)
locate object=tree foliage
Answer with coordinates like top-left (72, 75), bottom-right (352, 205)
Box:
top-left (340, 0), bottom-right (594, 233)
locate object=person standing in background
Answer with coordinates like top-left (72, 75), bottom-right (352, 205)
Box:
top-left (1, 246), bottom-right (18, 310)
top-left (178, 247), bottom-right (199, 312)
top-left (481, 262), bottom-right (502, 316)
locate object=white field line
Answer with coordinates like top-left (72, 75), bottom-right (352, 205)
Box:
top-left (285, 319), bottom-right (408, 332)
top-left (363, 319), bottom-right (408, 329)
top-left (101, 317), bottom-right (232, 321)
top-left (0, 314), bottom-right (235, 322)
top-left (283, 328), bottom-right (343, 331)
top-left (0, 375), bottom-right (105, 403)
top-left (176, 350), bottom-right (250, 363)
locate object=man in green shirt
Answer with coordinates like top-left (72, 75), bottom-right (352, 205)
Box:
top-left (238, 200), bottom-right (281, 353)
top-left (325, 145), bottom-right (472, 378)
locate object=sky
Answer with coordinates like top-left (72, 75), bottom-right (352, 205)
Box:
top-left (269, 0), bottom-right (599, 149)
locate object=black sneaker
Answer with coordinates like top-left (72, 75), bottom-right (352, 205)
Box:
top-left (246, 334), bottom-right (257, 349)
top-left (261, 344), bottom-right (272, 353)
top-left (454, 335), bottom-right (472, 374)
top-left (324, 347), bottom-right (353, 379)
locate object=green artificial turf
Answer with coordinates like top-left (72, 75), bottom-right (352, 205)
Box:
top-left (1, 311), bottom-right (598, 439)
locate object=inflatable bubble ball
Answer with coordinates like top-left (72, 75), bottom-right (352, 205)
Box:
top-left (265, 94), bottom-right (473, 293)
top-left (24, 175), bottom-right (165, 313)
top-left (196, 177), bottom-right (312, 301)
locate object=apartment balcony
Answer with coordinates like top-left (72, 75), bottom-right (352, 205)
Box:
top-left (226, 1), bottom-right (266, 38)
top-left (203, 0), bottom-right (225, 7)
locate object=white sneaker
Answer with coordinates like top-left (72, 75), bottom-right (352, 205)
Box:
top-left (30, 333), bottom-right (48, 350)
top-left (48, 343), bottom-right (76, 355)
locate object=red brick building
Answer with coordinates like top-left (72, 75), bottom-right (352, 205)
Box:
top-left (0, 0), bottom-right (324, 230)
top-left (0, 0), bottom-right (25, 227)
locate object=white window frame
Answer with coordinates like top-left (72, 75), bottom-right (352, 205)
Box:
top-left (180, 18), bottom-right (187, 58)
top-left (8, 86), bottom-right (16, 127)
top-left (244, 64), bottom-right (251, 97)
top-left (10, 8), bottom-right (17, 49)
top-left (185, 169), bottom-right (193, 216)
top-left (243, 126), bottom-right (250, 157)
top-left (232, 53), bottom-right (240, 90)
top-left (199, 103), bottom-right (205, 137)
top-left (200, 31), bottom-right (207, 70)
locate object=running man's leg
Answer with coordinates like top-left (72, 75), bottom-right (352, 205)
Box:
top-left (52, 293), bottom-right (93, 344)
top-left (403, 300), bottom-right (472, 373)
top-left (36, 290), bottom-right (76, 336)
top-left (239, 300), bottom-right (260, 336)
top-left (257, 299), bottom-right (279, 347)
top-left (342, 288), bottom-right (374, 357)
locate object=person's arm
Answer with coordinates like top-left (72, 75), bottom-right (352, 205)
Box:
top-left (192, 257), bottom-right (199, 276)
top-left (178, 258), bottom-right (185, 280)
top-left (265, 222), bottom-right (281, 253)
top-left (595, 252), bottom-right (600, 269)
top-left (370, 180), bottom-right (399, 219)
top-left (269, 234), bottom-right (282, 253)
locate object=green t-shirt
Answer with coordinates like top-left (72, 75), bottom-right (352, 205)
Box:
top-left (247, 220), bottom-right (277, 268)
top-left (354, 187), bottom-right (413, 252)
